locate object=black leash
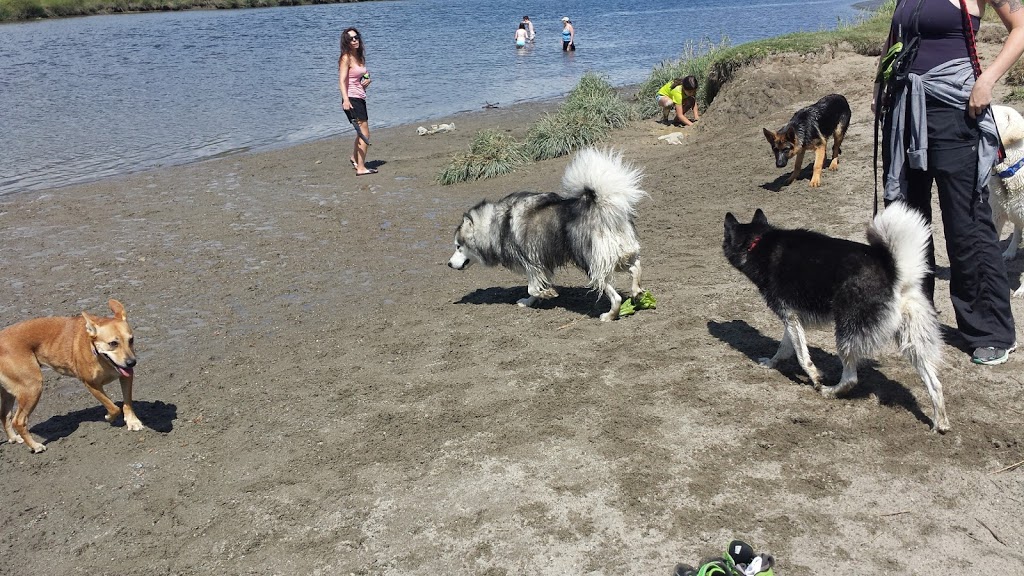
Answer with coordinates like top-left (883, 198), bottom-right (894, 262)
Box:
top-left (351, 119), bottom-right (371, 146)
top-left (873, 0), bottom-right (923, 216)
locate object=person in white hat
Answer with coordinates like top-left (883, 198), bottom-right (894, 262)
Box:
top-left (560, 17), bottom-right (575, 52)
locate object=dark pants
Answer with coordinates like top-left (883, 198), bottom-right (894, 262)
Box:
top-left (884, 98), bottom-right (1015, 349)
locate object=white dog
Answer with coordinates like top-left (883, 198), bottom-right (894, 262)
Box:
top-left (989, 104), bottom-right (1024, 296)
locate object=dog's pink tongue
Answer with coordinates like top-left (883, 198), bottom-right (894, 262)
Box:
top-left (117, 366), bottom-right (134, 377)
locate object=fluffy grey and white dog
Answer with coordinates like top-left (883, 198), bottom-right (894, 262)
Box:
top-left (447, 148), bottom-right (647, 321)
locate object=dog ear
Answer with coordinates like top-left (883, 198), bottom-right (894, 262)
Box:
top-left (82, 311), bottom-right (99, 336)
top-left (724, 212), bottom-right (738, 226)
top-left (762, 128), bottom-right (775, 144)
top-left (753, 209), bottom-right (768, 224)
top-left (785, 126), bottom-right (797, 141)
top-left (108, 299), bottom-right (127, 321)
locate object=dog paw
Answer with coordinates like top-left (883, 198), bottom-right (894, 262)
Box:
top-left (756, 357), bottom-right (776, 368)
top-left (820, 380), bottom-right (854, 398)
top-left (7, 434), bottom-right (24, 444)
top-left (516, 297), bottom-right (536, 308)
top-left (809, 178), bottom-right (822, 188)
top-left (125, 419), bottom-right (145, 432)
top-left (30, 444), bottom-right (47, 453)
top-left (599, 311), bottom-right (618, 322)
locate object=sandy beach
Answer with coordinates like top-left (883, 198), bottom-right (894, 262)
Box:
top-left (1, 42), bottom-right (1022, 575)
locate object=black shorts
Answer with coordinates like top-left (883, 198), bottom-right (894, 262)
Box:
top-left (344, 97), bottom-right (368, 122)
top-left (562, 40), bottom-right (575, 52)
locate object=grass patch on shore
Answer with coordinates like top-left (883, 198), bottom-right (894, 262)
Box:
top-left (437, 129), bottom-right (528, 186)
top-left (440, 2), bottom-right (897, 186)
top-left (439, 73), bottom-right (636, 183)
top-left (0, 0), bottom-right (354, 21)
top-left (523, 74), bottom-right (636, 161)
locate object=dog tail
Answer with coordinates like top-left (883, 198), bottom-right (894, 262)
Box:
top-left (869, 199), bottom-right (944, 364)
top-left (867, 201), bottom-right (931, 293)
top-left (561, 148), bottom-right (647, 216)
top-left (867, 201), bottom-right (948, 431)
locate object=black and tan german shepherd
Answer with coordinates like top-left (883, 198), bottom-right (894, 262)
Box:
top-left (762, 94), bottom-right (851, 188)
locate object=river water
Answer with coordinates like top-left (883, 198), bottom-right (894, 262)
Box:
top-left (0, 0), bottom-right (865, 195)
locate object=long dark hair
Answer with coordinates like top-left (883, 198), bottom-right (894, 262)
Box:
top-left (339, 27), bottom-right (365, 67)
top-left (671, 75), bottom-right (698, 91)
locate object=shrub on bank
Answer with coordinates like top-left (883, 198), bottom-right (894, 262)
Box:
top-left (0, 0), bottom-right (347, 21)
top-left (522, 73), bottom-right (633, 161)
top-left (440, 72), bottom-right (633, 184)
top-left (437, 129), bottom-right (528, 186)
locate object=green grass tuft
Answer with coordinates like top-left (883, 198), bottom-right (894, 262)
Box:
top-left (437, 129), bottom-right (527, 186)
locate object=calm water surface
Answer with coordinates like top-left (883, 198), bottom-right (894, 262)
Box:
top-left (0, 0), bottom-right (865, 195)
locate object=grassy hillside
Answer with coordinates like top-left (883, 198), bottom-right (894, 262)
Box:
top-left (0, 0), bottom-right (362, 22)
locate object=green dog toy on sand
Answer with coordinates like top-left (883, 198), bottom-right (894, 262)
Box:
top-left (673, 539), bottom-right (776, 576)
top-left (618, 290), bottom-right (657, 317)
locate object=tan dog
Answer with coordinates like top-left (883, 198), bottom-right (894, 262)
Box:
top-left (0, 299), bottom-right (143, 453)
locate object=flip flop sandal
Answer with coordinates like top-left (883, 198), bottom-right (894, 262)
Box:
top-left (350, 158), bottom-right (358, 170)
top-left (356, 168), bottom-right (378, 176)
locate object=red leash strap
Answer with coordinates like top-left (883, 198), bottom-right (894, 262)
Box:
top-left (960, 0), bottom-right (1005, 161)
top-left (960, 0), bottom-right (983, 78)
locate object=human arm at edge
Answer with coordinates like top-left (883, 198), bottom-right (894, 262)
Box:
top-left (970, 0), bottom-right (1024, 116)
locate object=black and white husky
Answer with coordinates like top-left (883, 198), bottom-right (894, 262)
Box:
top-left (723, 202), bottom-right (949, 431)
top-left (447, 148), bottom-right (647, 321)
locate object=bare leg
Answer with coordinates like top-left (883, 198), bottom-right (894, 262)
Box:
top-left (354, 120), bottom-right (372, 174)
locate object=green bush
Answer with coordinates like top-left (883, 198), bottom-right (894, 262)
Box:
top-left (437, 129), bottom-right (527, 185)
top-left (523, 111), bottom-right (610, 162)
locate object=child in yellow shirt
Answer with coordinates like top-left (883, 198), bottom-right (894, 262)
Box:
top-left (656, 76), bottom-right (699, 127)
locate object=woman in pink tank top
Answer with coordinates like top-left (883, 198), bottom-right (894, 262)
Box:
top-left (339, 27), bottom-right (375, 175)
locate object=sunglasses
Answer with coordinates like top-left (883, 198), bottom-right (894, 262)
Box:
top-left (347, 35), bottom-right (360, 42)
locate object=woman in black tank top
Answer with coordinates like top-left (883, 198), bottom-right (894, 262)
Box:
top-left (876, 0), bottom-right (1024, 365)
